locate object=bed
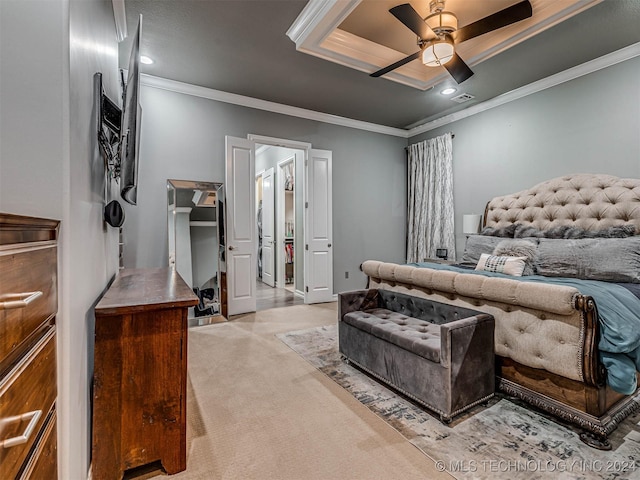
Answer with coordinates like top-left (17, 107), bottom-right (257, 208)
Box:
top-left (361, 173), bottom-right (640, 449)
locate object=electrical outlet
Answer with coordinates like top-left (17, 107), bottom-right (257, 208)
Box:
top-left (345, 271), bottom-right (349, 279)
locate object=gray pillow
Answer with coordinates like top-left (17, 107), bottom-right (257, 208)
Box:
top-left (481, 223), bottom-right (518, 237)
top-left (461, 235), bottom-right (502, 264)
top-left (493, 239), bottom-right (538, 276)
top-left (513, 224), bottom-right (544, 238)
top-left (515, 224), bottom-right (636, 239)
top-left (535, 237), bottom-right (640, 283)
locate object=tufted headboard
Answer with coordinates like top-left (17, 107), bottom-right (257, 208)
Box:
top-left (484, 173), bottom-right (640, 233)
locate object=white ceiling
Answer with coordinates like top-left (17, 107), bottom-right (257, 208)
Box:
top-left (120, 0), bottom-right (640, 130)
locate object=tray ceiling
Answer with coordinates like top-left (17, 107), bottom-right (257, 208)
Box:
top-left (287, 0), bottom-right (603, 90)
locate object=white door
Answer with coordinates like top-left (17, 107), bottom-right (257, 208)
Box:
top-left (304, 149), bottom-right (333, 304)
top-left (261, 167), bottom-right (275, 287)
top-left (225, 136), bottom-right (256, 315)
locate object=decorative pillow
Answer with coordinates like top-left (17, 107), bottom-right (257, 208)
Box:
top-left (481, 223), bottom-right (518, 237)
top-left (535, 237), bottom-right (640, 283)
top-left (493, 239), bottom-right (538, 276)
top-left (475, 253), bottom-right (527, 276)
top-left (461, 235), bottom-right (503, 265)
top-left (513, 224), bottom-right (544, 238)
top-left (514, 224), bottom-right (636, 239)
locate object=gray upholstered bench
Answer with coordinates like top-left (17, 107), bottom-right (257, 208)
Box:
top-left (338, 289), bottom-right (495, 422)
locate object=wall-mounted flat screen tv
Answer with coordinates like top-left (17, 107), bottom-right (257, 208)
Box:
top-left (119, 15), bottom-right (142, 205)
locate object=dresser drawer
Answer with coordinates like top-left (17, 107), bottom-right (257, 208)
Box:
top-left (0, 244), bottom-right (57, 371)
top-left (18, 407), bottom-right (57, 480)
top-left (0, 328), bottom-right (56, 480)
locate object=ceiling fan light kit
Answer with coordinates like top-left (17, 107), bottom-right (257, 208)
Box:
top-left (422, 34), bottom-right (454, 67)
top-left (371, 0), bottom-right (533, 85)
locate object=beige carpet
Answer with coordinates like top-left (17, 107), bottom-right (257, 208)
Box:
top-left (278, 324), bottom-right (640, 480)
top-left (136, 302), bottom-right (451, 479)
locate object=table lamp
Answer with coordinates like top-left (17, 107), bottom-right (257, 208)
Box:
top-left (463, 214), bottom-right (483, 235)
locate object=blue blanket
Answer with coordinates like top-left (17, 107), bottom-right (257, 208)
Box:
top-left (410, 262), bottom-right (640, 394)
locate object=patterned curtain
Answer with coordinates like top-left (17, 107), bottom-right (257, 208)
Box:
top-left (406, 133), bottom-right (455, 263)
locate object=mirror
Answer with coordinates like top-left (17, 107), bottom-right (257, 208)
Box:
top-left (167, 179), bottom-right (226, 325)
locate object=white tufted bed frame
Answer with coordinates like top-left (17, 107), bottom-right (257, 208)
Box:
top-left (483, 173), bottom-right (640, 232)
top-left (362, 174), bottom-right (640, 448)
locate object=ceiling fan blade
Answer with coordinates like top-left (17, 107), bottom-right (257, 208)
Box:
top-left (370, 51), bottom-right (422, 77)
top-left (454, 0), bottom-right (532, 43)
top-left (390, 4), bottom-right (437, 41)
top-left (443, 53), bottom-right (474, 84)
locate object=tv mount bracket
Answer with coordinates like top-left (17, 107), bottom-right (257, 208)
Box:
top-left (95, 71), bottom-right (125, 180)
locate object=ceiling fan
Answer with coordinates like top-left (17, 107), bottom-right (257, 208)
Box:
top-left (371, 0), bottom-right (533, 84)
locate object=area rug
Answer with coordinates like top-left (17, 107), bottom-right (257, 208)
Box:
top-left (277, 324), bottom-right (640, 480)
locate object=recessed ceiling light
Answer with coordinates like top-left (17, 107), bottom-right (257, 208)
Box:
top-left (140, 55), bottom-right (154, 65)
top-left (441, 87), bottom-right (457, 95)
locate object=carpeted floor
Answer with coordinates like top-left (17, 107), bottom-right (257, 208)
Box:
top-left (132, 302), bottom-right (451, 480)
top-left (277, 324), bottom-right (640, 480)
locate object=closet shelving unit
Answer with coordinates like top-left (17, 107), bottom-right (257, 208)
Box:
top-left (284, 189), bottom-right (294, 285)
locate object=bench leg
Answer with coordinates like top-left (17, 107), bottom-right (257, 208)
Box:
top-left (579, 431), bottom-right (612, 451)
top-left (439, 414), bottom-right (453, 425)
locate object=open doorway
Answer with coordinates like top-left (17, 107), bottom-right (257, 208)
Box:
top-left (255, 144), bottom-right (305, 310)
top-left (224, 134), bottom-right (333, 316)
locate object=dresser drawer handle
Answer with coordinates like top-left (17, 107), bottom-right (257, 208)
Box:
top-left (0, 410), bottom-right (42, 448)
top-left (0, 291), bottom-right (43, 310)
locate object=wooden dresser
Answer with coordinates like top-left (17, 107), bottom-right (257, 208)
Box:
top-left (92, 268), bottom-right (198, 480)
top-left (0, 213), bottom-right (59, 479)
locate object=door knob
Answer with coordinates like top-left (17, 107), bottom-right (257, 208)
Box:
top-left (328, 243), bottom-right (332, 248)
top-left (228, 245), bottom-right (235, 251)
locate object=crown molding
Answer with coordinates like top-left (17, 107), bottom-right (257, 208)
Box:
top-left (285, 0), bottom-right (354, 48)
top-left (407, 41), bottom-right (640, 137)
top-left (140, 74), bottom-right (409, 138)
top-left (322, 29), bottom-right (442, 90)
top-left (139, 41), bottom-right (639, 140)
top-left (111, 0), bottom-right (127, 42)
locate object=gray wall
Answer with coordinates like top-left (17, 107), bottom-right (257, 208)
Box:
top-left (66, 2), bottom-right (121, 477)
top-left (124, 85), bottom-right (408, 292)
top-left (1, 1), bottom-right (120, 478)
top-left (0, 0), bottom-right (65, 217)
top-left (409, 55), bottom-right (640, 257)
